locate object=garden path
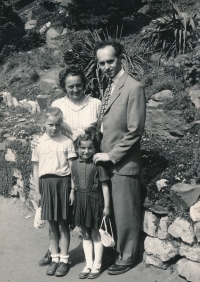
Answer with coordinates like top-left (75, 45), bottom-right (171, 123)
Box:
top-left (0, 196), bottom-right (185, 282)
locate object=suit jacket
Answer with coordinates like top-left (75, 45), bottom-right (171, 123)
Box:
top-left (99, 72), bottom-right (146, 176)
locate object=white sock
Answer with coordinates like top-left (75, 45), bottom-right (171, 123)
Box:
top-left (51, 253), bottom-right (60, 263)
top-left (93, 241), bottom-right (103, 269)
top-left (60, 254), bottom-right (69, 264)
top-left (83, 239), bottom-right (94, 269)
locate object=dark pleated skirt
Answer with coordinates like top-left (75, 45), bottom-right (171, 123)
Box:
top-left (39, 174), bottom-right (71, 221)
top-left (74, 190), bottom-right (104, 229)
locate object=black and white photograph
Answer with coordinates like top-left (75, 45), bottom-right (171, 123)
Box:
top-left (0, 0), bottom-right (200, 281)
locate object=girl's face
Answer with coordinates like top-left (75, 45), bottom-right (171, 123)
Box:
top-left (65, 75), bottom-right (84, 101)
top-left (78, 140), bottom-right (95, 161)
top-left (44, 115), bottom-right (62, 137)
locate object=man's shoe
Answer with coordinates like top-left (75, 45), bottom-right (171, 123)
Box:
top-left (79, 266), bottom-right (91, 279)
top-left (55, 262), bottom-right (70, 277)
top-left (46, 262), bottom-right (58, 275)
top-left (39, 249), bottom-right (52, 266)
top-left (88, 268), bottom-right (102, 279)
top-left (108, 264), bottom-right (133, 275)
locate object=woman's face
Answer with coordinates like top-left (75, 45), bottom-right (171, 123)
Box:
top-left (65, 75), bottom-right (84, 101)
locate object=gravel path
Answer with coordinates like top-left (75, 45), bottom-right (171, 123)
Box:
top-left (0, 196), bottom-right (185, 282)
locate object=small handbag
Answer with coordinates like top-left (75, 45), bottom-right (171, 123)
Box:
top-left (99, 216), bottom-right (115, 247)
top-left (34, 207), bottom-right (45, 229)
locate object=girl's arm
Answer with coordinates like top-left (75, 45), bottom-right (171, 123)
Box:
top-left (33, 163), bottom-right (41, 207)
top-left (102, 181), bottom-right (110, 218)
top-left (69, 158), bottom-right (76, 205)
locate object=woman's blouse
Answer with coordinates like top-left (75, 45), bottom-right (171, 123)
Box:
top-left (51, 96), bottom-right (101, 135)
top-left (31, 133), bottom-right (76, 177)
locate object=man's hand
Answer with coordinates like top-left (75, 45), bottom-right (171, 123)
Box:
top-left (31, 135), bottom-right (40, 150)
top-left (93, 153), bottom-right (110, 164)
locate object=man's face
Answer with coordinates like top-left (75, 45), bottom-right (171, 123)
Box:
top-left (96, 45), bottom-right (122, 79)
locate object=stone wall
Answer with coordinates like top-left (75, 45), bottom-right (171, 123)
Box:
top-left (142, 182), bottom-right (200, 282)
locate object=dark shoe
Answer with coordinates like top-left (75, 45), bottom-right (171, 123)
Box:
top-left (79, 267), bottom-right (91, 279)
top-left (55, 262), bottom-right (70, 277)
top-left (46, 262), bottom-right (58, 275)
top-left (88, 268), bottom-right (102, 279)
top-left (108, 264), bottom-right (133, 275)
top-left (39, 249), bottom-right (52, 266)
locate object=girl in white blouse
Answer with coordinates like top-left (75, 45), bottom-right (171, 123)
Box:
top-left (32, 107), bottom-right (76, 277)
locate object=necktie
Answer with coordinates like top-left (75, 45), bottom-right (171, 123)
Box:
top-left (100, 79), bottom-right (112, 121)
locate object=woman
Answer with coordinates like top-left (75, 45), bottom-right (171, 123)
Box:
top-left (37, 65), bottom-right (101, 273)
top-left (52, 65), bottom-right (101, 140)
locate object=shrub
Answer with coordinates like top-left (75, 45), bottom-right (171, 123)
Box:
top-left (64, 0), bottom-right (143, 30)
top-left (140, 0), bottom-right (199, 60)
top-left (63, 29), bottom-right (147, 98)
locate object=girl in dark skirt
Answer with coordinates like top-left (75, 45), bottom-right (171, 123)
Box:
top-left (71, 130), bottom-right (110, 279)
top-left (32, 107), bottom-right (76, 277)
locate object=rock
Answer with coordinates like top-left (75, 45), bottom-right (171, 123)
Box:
top-left (27, 100), bottom-right (40, 114)
top-left (5, 148), bottom-right (16, 162)
top-left (179, 242), bottom-right (200, 262)
top-left (145, 109), bottom-right (189, 140)
top-left (38, 69), bottom-right (60, 93)
top-left (190, 201), bottom-right (200, 222)
top-left (168, 217), bottom-right (195, 245)
top-left (46, 28), bottom-right (62, 49)
top-left (12, 97), bottom-right (19, 107)
top-left (36, 94), bottom-right (51, 110)
top-left (10, 184), bottom-right (20, 196)
top-left (17, 178), bottom-right (24, 188)
top-left (6, 136), bottom-right (17, 146)
top-left (0, 91), bottom-right (13, 107)
top-left (147, 100), bottom-right (162, 107)
top-left (156, 179), bottom-right (168, 191)
top-left (158, 216), bottom-right (168, 240)
top-left (149, 204), bottom-right (168, 215)
top-left (25, 20), bottom-right (37, 30)
top-left (194, 222), bottom-right (200, 242)
top-left (144, 236), bottom-right (179, 261)
top-left (61, 28), bottom-right (68, 35)
top-left (189, 90), bottom-right (200, 108)
top-left (61, 0), bottom-right (71, 7)
top-left (13, 168), bottom-right (22, 179)
top-left (145, 254), bottom-right (169, 269)
top-left (39, 22), bottom-right (51, 34)
top-left (142, 211), bottom-right (158, 237)
top-left (171, 183), bottom-right (200, 210)
top-left (176, 258), bottom-right (200, 282)
top-left (151, 90), bottom-right (173, 102)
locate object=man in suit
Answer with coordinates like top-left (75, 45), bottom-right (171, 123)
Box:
top-left (93, 40), bottom-right (146, 275)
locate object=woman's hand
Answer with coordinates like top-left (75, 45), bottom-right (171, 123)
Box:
top-left (31, 135), bottom-right (40, 150)
top-left (36, 192), bottom-right (41, 207)
top-left (69, 190), bottom-right (75, 205)
top-left (103, 207), bottom-right (110, 218)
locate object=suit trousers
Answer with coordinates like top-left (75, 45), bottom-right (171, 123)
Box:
top-left (109, 173), bottom-right (141, 266)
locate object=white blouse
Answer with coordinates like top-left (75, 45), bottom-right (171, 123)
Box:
top-left (52, 96), bottom-right (101, 138)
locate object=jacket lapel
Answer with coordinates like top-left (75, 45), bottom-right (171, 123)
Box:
top-left (103, 72), bottom-right (128, 115)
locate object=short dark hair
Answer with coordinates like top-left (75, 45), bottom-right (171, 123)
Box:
top-left (94, 40), bottom-right (124, 58)
top-left (75, 128), bottom-right (99, 152)
top-left (59, 65), bottom-right (87, 92)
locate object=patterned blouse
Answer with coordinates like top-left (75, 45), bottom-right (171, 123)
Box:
top-left (52, 96), bottom-right (101, 137)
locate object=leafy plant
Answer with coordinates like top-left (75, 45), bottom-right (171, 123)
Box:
top-left (63, 29), bottom-right (147, 98)
top-left (140, 0), bottom-right (199, 61)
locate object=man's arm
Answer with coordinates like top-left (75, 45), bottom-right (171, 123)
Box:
top-left (94, 84), bottom-right (146, 164)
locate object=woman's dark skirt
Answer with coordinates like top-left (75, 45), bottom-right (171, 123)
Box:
top-left (74, 190), bottom-right (104, 229)
top-left (39, 174), bottom-right (71, 221)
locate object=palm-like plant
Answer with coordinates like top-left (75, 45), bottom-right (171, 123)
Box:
top-left (63, 28), bottom-right (147, 99)
top-left (140, 0), bottom-right (199, 61)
